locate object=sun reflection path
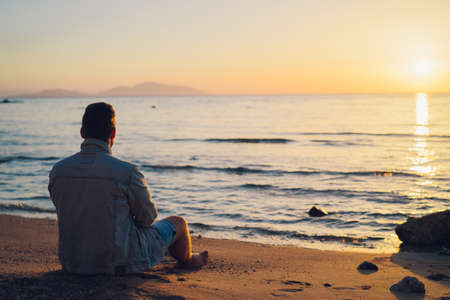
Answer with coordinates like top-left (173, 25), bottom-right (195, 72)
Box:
top-left (415, 93), bottom-right (429, 135)
top-left (410, 93), bottom-right (435, 177)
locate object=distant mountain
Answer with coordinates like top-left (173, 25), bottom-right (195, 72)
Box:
top-left (98, 82), bottom-right (204, 96)
top-left (13, 89), bottom-right (88, 98)
top-left (0, 89), bottom-right (28, 99)
top-left (7, 82), bottom-right (205, 98)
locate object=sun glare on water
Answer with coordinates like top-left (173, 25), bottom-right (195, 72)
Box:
top-left (416, 93), bottom-right (428, 126)
top-left (410, 93), bottom-right (436, 176)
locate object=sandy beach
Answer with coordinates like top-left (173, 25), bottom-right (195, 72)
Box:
top-left (0, 214), bottom-right (448, 299)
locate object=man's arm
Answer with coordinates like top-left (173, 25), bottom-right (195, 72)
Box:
top-left (127, 166), bottom-right (158, 227)
top-left (48, 167), bottom-right (57, 207)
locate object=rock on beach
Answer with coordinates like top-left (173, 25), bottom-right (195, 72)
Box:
top-left (390, 276), bottom-right (425, 294)
top-left (357, 261), bottom-right (378, 272)
top-left (395, 210), bottom-right (450, 246)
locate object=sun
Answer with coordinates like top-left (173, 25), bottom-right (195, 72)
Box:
top-left (413, 60), bottom-right (431, 76)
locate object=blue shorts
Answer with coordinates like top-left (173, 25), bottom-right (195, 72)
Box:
top-left (131, 219), bottom-right (177, 272)
top-left (152, 219), bottom-right (176, 246)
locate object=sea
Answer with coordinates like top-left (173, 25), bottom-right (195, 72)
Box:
top-left (1, 94), bottom-right (449, 252)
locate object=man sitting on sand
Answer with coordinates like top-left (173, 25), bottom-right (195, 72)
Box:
top-left (48, 102), bottom-right (208, 274)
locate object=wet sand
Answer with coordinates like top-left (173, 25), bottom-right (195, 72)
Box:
top-left (0, 214), bottom-right (449, 299)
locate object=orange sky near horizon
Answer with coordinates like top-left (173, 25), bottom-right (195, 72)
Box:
top-left (1, 0), bottom-right (450, 95)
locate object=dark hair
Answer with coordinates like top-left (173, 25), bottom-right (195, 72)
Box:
top-left (81, 102), bottom-right (116, 142)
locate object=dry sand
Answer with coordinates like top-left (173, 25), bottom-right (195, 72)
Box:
top-left (0, 214), bottom-right (449, 299)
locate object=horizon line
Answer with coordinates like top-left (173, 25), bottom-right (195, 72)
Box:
top-left (4, 91), bottom-right (450, 99)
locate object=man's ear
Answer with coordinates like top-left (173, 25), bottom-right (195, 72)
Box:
top-left (80, 128), bottom-right (86, 139)
top-left (111, 127), bottom-right (116, 139)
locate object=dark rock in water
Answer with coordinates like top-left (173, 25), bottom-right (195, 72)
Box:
top-left (308, 206), bottom-right (328, 217)
top-left (390, 276), bottom-right (425, 293)
top-left (395, 210), bottom-right (450, 246)
top-left (357, 261), bottom-right (378, 272)
top-left (1, 98), bottom-right (22, 104)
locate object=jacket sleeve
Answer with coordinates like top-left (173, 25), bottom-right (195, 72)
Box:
top-left (127, 166), bottom-right (158, 227)
top-left (48, 167), bottom-right (57, 207)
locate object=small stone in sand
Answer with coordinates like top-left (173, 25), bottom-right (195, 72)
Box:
top-left (324, 283), bottom-right (332, 287)
top-left (390, 276), bottom-right (425, 293)
top-left (357, 261), bottom-right (378, 272)
top-left (278, 288), bottom-right (303, 292)
top-left (308, 206), bottom-right (328, 217)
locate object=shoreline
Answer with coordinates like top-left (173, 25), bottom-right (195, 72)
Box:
top-left (0, 211), bottom-right (400, 254)
top-left (1, 214), bottom-right (449, 299)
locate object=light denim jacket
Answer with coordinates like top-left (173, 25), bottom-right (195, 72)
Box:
top-left (49, 138), bottom-right (160, 274)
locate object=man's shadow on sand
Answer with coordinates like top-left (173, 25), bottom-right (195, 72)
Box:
top-left (389, 245), bottom-right (450, 300)
top-left (0, 259), bottom-right (200, 300)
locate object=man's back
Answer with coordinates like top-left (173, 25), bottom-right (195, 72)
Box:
top-left (49, 138), bottom-right (158, 274)
top-left (49, 102), bottom-right (207, 274)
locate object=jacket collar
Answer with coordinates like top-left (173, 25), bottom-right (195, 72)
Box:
top-left (81, 138), bottom-right (112, 154)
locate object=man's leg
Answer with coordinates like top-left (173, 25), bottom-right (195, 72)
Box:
top-left (164, 216), bottom-right (208, 267)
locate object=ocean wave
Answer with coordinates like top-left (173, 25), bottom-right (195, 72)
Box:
top-left (0, 171), bottom-right (36, 177)
top-left (212, 213), bottom-right (245, 219)
top-left (207, 212), bottom-right (356, 226)
top-left (10, 196), bottom-right (50, 201)
top-left (167, 137), bottom-right (295, 143)
top-left (310, 139), bottom-right (371, 147)
top-left (167, 138), bottom-right (197, 142)
top-left (189, 222), bottom-right (383, 246)
top-left (0, 140), bottom-right (28, 146)
top-left (141, 164), bottom-right (421, 178)
top-left (165, 133), bottom-right (450, 142)
top-left (143, 164), bottom-right (198, 171)
top-left (205, 138), bottom-right (295, 144)
top-left (239, 183), bottom-right (275, 189)
top-left (367, 212), bottom-right (410, 218)
top-left (0, 203), bottom-right (56, 213)
top-left (141, 164), bottom-right (267, 174)
top-left (280, 187), bottom-right (412, 203)
top-left (0, 155), bottom-right (59, 164)
top-left (190, 222), bottom-right (214, 230)
top-left (236, 184), bottom-right (425, 203)
top-left (339, 170), bottom-right (419, 177)
top-left (296, 131), bottom-right (450, 139)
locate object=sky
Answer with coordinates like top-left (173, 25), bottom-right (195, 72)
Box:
top-left (1, 0), bottom-right (450, 95)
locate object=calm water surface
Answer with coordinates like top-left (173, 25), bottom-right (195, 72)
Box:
top-left (1, 94), bottom-right (449, 252)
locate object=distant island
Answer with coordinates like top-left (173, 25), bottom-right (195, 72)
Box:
top-left (13, 89), bottom-right (89, 98)
top-left (98, 82), bottom-right (204, 97)
top-left (7, 82), bottom-right (205, 98)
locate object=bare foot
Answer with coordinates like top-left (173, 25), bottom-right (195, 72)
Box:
top-left (176, 251), bottom-right (208, 268)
